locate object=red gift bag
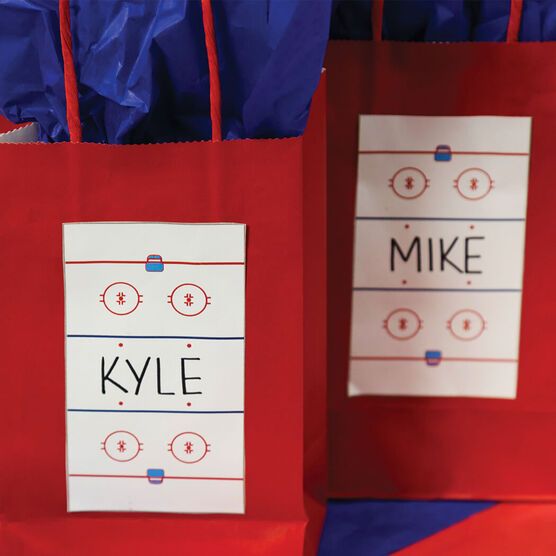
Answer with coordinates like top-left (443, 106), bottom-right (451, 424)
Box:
top-left (327, 3), bottom-right (556, 499)
top-left (0, 2), bottom-right (327, 554)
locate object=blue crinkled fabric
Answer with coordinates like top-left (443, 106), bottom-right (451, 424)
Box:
top-left (0, 0), bottom-right (332, 143)
top-left (0, 0), bottom-right (66, 141)
top-left (3, 0), bottom-right (556, 142)
top-left (521, 0), bottom-right (556, 40)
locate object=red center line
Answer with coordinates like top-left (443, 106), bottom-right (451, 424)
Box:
top-left (351, 356), bottom-right (517, 363)
top-left (69, 473), bottom-right (244, 481)
top-left (65, 260), bottom-right (244, 266)
top-left (358, 150), bottom-right (528, 156)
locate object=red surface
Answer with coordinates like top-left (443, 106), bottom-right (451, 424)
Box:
top-left (327, 41), bottom-right (556, 499)
top-left (0, 80), bottom-right (326, 555)
top-left (0, 116), bottom-right (19, 133)
top-left (401, 503), bottom-right (556, 554)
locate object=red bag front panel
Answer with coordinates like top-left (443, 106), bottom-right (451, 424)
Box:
top-left (0, 83), bottom-right (326, 555)
top-left (0, 116), bottom-right (18, 133)
top-left (327, 41), bottom-right (556, 499)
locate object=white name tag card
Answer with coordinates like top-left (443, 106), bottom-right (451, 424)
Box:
top-left (350, 116), bottom-right (531, 399)
top-left (64, 222), bottom-right (245, 513)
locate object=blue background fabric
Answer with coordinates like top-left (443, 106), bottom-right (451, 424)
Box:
top-left (0, 0), bottom-right (331, 142)
top-left (2, 1), bottom-right (556, 142)
top-left (382, 0), bottom-right (511, 41)
top-left (0, 0), bottom-right (66, 141)
top-left (521, 0), bottom-right (556, 40)
top-left (330, 0), bottom-right (556, 42)
top-left (318, 500), bottom-right (495, 555)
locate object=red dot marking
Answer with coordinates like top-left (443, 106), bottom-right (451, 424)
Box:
top-left (186, 402), bottom-right (192, 407)
top-left (467, 280), bottom-right (472, 285)
top-left (118, 401), bottom-right (123, 406)
top-left (118, 343), bottom-right (123, 347)
top-left (187, 343), bottom-right (192, 348)
top-left (470, 225), bottom-right (475, 230)
top-left (402, 279), bottom-right (407, 285)
top-left (404, 224), bottom-right (410, 229)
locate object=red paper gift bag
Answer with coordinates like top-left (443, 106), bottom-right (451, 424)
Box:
top-left (0, 2), bottom-right (327, 554)
top-left (327, 4), bottom-right (556, 500)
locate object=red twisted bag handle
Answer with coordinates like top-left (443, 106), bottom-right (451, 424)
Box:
top-left (507, 0), bottom-right (524, 43)
top-left (58, 0), bottom-right (222, 143)
top-left (372, 0), bottom-right (384, 42)
top-left (201, 0), bottom-right (222, 141)
top-left (58, 0), bottom-right (81, 143)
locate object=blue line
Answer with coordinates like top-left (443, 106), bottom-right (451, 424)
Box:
top-left (354, 287), bottom-right (521, 293)
top-left (356, 216), bottom-right (525, 222)
top-left (67, 408), bottom-right (244, 414)
top-left (67, 334), bottom-right (244, 340)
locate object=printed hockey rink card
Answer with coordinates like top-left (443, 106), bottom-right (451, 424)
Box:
top-left (64, 222), bottom-right (246, 513)
top-left (350, 116), bottom-right (531, 399)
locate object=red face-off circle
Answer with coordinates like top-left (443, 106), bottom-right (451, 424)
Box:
top-left (454, 168), bottom-right (494, 200)
top-left (448, 309), bottom-right (486, 341)
top-left (384, 308), bottom-right (423, 340)
top-left (102, 430), bottom-right (142, 462)
top-left (168, 283), bottom-right (210, 317)
top-left (389, 167), bottom-right (429, 200)
top-left (169, 432), bottom-right (210, 464)
top-left (100, 282), bottom-right (142, 316)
